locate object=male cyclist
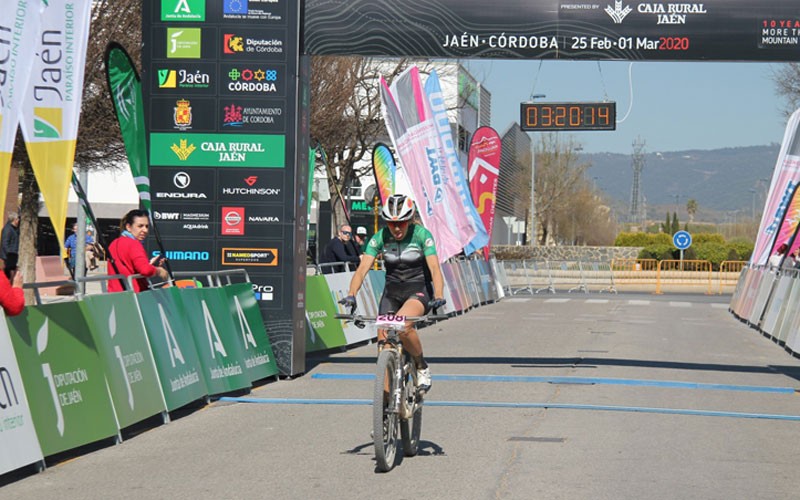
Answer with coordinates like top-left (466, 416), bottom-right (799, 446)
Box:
top-left (340, 194), bottom-right (446, 392)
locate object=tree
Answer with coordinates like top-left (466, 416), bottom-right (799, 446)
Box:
top-left (686, 198), bottom-right (698, 223)
top-left (13, 0), bottom-right (142, 302)
top-left (772, 63), bottom-right (800, 117)
top-left (662, 212), bottom-right (670, 233)
top-left (671, 212), bottom-right (680, 234)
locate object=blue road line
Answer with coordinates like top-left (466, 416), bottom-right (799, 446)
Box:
top-left (217, 396), bottom-right (800, 421)
top-left (310, 373), bottom-right (797, 394)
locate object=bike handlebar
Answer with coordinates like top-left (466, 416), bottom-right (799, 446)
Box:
top-left (335, 313), bottom-right (449, 323)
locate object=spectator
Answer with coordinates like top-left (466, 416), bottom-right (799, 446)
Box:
top-left (85, 227), bottom-right (102, 271)
top-left (769, 243), bottom-right (789, 268)
top-left (64, 223), bottom-right (79, 277)
top-left (0, 212), bottom-right (19, 280)
top-left (353, 226), bottom-right (369, 255)
top-left (319, 224), bottom-right (361, 273)
top-left (0, 266), bottom-right (24, 316)
top-left (107, 209), bottom-right (169, 293)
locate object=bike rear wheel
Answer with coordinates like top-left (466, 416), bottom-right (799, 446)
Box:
top-left (400, 356), bottom-right (422, 457)
top-left (373, 350), bottom-right (399, 472)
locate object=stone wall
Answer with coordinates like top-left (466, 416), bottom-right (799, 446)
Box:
top-left (492, 245), bottom-right (642, 262)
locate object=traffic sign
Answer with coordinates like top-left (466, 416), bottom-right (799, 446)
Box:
top-left (673, 231), bottom-right (692, 250)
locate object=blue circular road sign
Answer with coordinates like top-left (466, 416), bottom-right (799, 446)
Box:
top-left (673, 230), bottom-right (692, 250)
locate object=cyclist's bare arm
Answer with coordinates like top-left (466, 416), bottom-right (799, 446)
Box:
top-left (425, 253), bottom-right (445, 299)
top-left (347, 253), bottom-right (376, 297)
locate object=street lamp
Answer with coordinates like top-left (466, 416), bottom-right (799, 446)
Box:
top-left (749, 188), bottom-right (756, 220)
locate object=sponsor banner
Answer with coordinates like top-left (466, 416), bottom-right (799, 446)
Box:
top-left (150, 132), bottom-right (286, 167)
top-left (220, 28), bottom-right (288, 60)
top-left (150, 97), bottom-right (218, 132)
top-left (218, 169), bottom-right (285, 201)
top-left (151, 203), bottom-right (212, 238)
top-left (380, 67), bottom-right (477, 261)
top-left (221, 282), bottom-right (280, 381)
top-left (220, 0), bottom-right (288, 24)
top-left (220, 98), bottom-right (286, 132)
top-left (306, 0), bottom-right (800, 61)
top-left (7, 303), bottom-right (118, 457)
top-left (249, 275), bottom-right (283, 309)
top-left (468, 126), bottom-right (502, 260)
top-left (152, 63), bottom-right (216, 95)
top-left (0, 313), bottom-right (44, 475)
top-left (752, 109), bottom-right (800, 266)
top-left (150, 27), bottom-right (216, 60)
top-left (220, 62), bottom-right (285, 97)
top-left (0, 0), bottom-right (43, 219)
top-left (424, 70), bottom-right (488, 256)
top-left (176, 288), bottom-right (252, 395)
top-left (221, 246), bottom-right (279, 267)
top-left (148, 239), bottom-right (215, 272)
top-left (151, 167), bottom-right (215, 201)
top-left (80, 294), bottom-right (167, 429)
top-left (371, 143), bottom-right (396, 205)
top-left (20, 0), bottom-right (93, 252)
top-left (158, 0), bottom-right (207, 22)
top-left (135, 288), bottom-right (208, 411)
top-left (220, 204), bottom-right (285, 237)
top-left (221, 206), bottom-right (245, 235)
top-left (305, 275), bottom-right (347, 352)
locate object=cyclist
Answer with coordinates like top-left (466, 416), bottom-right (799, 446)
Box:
top-left (340, 194), bottom-right (446, 392)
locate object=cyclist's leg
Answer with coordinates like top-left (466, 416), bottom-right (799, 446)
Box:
top-left (396, 297), bottom-right (425, 358)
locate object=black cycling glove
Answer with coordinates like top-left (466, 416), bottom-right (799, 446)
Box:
top-left (339, 295), bottom-right (357, 311)
top-left (428, 297), bottom-right (446, 310)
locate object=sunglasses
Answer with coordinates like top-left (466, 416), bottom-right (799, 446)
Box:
top-left (341, 231), bottom-right (352, 235)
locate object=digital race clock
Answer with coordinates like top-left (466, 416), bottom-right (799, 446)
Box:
top-left (520, 102), bottom-right (616, 131)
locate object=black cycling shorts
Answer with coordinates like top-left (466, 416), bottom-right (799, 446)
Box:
top-left (378, 282), bottom-right (432, 315)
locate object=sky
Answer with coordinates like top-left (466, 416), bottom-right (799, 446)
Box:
top-left (462, 60), bottom-right (790, 155)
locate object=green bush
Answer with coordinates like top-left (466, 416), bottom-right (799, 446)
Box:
top-left (638, 244), bottom-right (677, 261)
top-left (615, 232), bottom-right (671, 247)
top-left (693, 233), bottom-right (725, 245)
top-left (726, 239), bottom-right (754, 261)
top-left (693, 242), bottom-right (730, 270)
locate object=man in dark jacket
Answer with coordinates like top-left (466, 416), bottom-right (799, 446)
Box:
top-left (0, 213), bottom-right (20, 280)
top-left (320, 224), bottom-right (361, 274)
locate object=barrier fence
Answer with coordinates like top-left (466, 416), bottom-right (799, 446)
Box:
top-left (2, 255), bottom-right (504, 478)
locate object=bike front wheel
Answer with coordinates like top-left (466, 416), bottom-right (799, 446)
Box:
top-left (373, 349), bottom-right (399, 472)
top-left (400, 382), bottom-right (423, 456)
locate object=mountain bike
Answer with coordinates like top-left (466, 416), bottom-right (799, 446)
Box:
top-left (336, 311), bottom-right (446, 472)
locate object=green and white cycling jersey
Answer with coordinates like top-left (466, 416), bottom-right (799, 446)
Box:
top-left (365, 224), bottom-right (437, 284)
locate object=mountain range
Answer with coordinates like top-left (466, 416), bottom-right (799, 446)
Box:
top-left (582, 144), bottom-right (781, 222)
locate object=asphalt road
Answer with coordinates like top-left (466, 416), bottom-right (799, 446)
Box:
top-left (4, 292), bottom-right (800, 499)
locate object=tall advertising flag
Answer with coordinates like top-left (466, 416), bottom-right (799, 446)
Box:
top-left (767, 183), bottom-right (800, 266)
top-left (379, 67), bottom-right (477, 261)
top-left (19, 0), bottom-right (92, 250)
top-left (751, 108), bottom-right (800, 266)
top-left (468, 126), bottom-right (502, 260)
top-left (423, 70), bottom-right (488, 256)
top-left (0, 1), bottom-right (44, 215)
top-left (105, 43), bottom-right (151, 211)
top-left (371, 143), bottom-right (396, 205)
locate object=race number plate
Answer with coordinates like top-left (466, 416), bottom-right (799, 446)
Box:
top-left (375, 314), bottom-right (406, 330)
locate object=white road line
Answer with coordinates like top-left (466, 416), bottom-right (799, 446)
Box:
top-left (505, 298), bottom-right (532, 303)
top-left (711, 303), bottom-right (729, 309)
top-left (627, 300), bottom-right (650, 306)
top-left (585, 299), bottom-right (609, 304)
top-left (544, 298), bottom-right (571, 303)
top-left (625, 319), bottom-right (656, 324)
top-left (669, 302), bottom-right (692, 307)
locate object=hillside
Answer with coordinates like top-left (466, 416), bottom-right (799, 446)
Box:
top-left (583, 144), bottom-right (780, 222)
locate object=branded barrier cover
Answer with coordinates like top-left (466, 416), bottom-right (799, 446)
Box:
top-left (178, 288), bottom-right (252, 395)
top-left (0, 315), bottom-right (44, 475)
top-left (305, 275), bottom-right (347, 352)
top-left (323, 271), bottom-right (377, 344)
top-left (81, 293), bottom-right (167, 428)
top-left (222, 283), bottom-right (280, 382)
top-left (136, 288), bottom-right (208, 411)
top-left (7, 303), bottom-right (117, 457)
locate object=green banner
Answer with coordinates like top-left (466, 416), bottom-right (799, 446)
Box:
top-left (136, 288), bottom-right (208, 410)
top-left (105, 43), bottom-right (151, 210)
top-left (7, 303), bottom-right (118, 457)
top-left (149, 133), bottom-right (286, 168)
top-left (222, 283), bottom-right (279, 382)
top-left (81, 293), bottom-right (167, 428)
top-left (177, 288), bottom-right (251, 395)
top-left (305, 275), bottom-right (346, 352)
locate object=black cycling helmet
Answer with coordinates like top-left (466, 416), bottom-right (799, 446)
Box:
top-left (381, 194), bottom-right (415, 222)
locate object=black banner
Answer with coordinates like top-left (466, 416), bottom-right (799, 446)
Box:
top-left (305, 0), bottom-right (800, 61)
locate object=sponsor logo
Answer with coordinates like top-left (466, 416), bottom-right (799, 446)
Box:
top-left (223, 0), bottom-right (284, 22)
top-left (152, 250), bottom-right (210, 261)
top-left (244, 176), bottom-right (257, 186)
top-left (604, 1), bottom-right (632, 23)
top-left (155, 171), bottom-right (208, 199)
top-left (248, 215), bottom-right (280, 223)
top-left (150, 133), bottom-right (285, 167)
top-left (174, 171), bottom-right (191, 189)
top-left (154, 211), bottom-right (180, 220)
top-left (222, 207), bottom-right (245, 235)
top-left (157, 68), bottom-right (211, 89)
top-left (162, 0), bottom-right (206, 21)
top-left (222, 101), bottom-right (283, 129)
top-left (153, 210), bottom-right (210, 221)
top-left (223, 32), bottom-right (284, 55)
top-left (252, 284), bottom-right (274, 301)
top-left (222, 247), bottom-right (278, 266)
top-left (170, 139), bottom-right (197, 161)
top-left (224, 34), bottom-right (245, 54)
top-left (220, 175), bottom-right (282, 198)
top-left (33, 107), bottom-right (62, 139)
top-left (173, 99), bottom-right (192, 130)
top-left (226, 67), bottom-right (278, 93)
top-left (182, 223), bottom-right (209, 231)
top-left (167, 28), bottom-right (202, 58)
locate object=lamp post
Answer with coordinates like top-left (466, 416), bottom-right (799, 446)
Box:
top-left (749, 188), bottom-right (756, 220)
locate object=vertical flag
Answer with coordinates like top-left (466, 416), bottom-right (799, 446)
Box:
top-left (0, 0), bottom-right (44, 215)
top-left (379, 67), bottom-right (476, 261)
top-left (768, 183), bottom-right (800, 262)
top-left (752, 108), bottom-right (800, 266)
top-left (105, 43), bottom-right (151, 211)
top-left (468, 126), bottom-right (502, 259)
top-left (19, 0), bottom-right (92, 250)
top-left (371, 143), bottom-right (396, 205)
top-left (423, 70), bottom-right (488, 256)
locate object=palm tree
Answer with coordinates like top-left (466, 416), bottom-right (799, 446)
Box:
top-left (686, 199), bottom-right (698, 223)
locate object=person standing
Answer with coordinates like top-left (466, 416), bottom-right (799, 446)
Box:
top-left (107, 209), bottom-right (169, 293)
top-left (0, 212), bottom-right (20, 280)
top-left (319, 224), bottom-right (361, 273)
top-left (353, 226), bottom-right (369, 255)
